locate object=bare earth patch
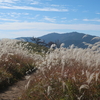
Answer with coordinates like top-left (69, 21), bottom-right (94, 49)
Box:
top-left (0, 74), bottom-right (31, 100)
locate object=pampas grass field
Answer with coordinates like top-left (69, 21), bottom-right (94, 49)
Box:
top-left (0, 39), bottom-right (44, 90)
top-left (0, 38), bottom-right (100, 100)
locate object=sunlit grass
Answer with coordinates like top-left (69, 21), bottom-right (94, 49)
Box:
top-left (0, 39), bottom-right (44, 90)
top-left (19, 42), bottom-right (100, 100)
top-left (1, 38), bottom-right (100, 99)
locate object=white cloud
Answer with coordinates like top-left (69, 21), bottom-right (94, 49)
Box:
top-left (0, 22), bottom-right (100, 31)
top-left (83, 18), bottom-right (100, 22)
top-left (0, 12), bottom-right (29, 19)
top-left (27, 14), bottom-right (40, 20)
top-left (23, 13), bottom-right (29, 15)
top-left (51, 4), bottom-right (59, 7)
top-left (44, 16), bottom-right (56, 22)
top-left (9, 30), bottom-right (50, 37)
top-left (0, 5), bottom-right (68, 12)
top-left (1, 22), bottom-right (100, 38)
top-left (0, 18), bottom-right (19, 21)
top-left (61, 17), bottom-right (67, 20)
top-left (83, 10), bottom-right (89, 13)
top-left (83, 19), bottom-right (89, 21)
top-left (30, 1), bottom-right (41, 5)
top-left (0, 0), bottom-right (18, 3)
top-left (9, 12), bottom-right (21, 18)
top-left (73, 18), bottom-right (78, 21)
top-left (46, 0), bottom-right (52, 1)
top-left (96, 13), bottom-right (100, 14)
top-left (10, 12), bottom-right (29, 17)
top-left (72, 9), bottom-right (77, 12)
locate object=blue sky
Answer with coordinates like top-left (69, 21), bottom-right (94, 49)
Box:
top-left (0, 0), bottom-right (100, 38)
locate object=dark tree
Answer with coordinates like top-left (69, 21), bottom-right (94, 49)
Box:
top-left (47, 41), bottom-right (55, 48)
top-left (55, 40), bottom-right (61, 48)
top-left (30, 37), bottom-right (47, 46)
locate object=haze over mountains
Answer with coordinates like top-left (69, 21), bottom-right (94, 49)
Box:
top-left (16, 32), bottom-right (100, 48)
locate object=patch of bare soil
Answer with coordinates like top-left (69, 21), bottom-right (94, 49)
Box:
top-left (0, 74), bottom-right (31, 100)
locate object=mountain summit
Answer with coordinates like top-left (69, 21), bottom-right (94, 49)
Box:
top-left (39, 32), bottom-right (100, 48)
top-left (16, 32), bottom-right (100, 48)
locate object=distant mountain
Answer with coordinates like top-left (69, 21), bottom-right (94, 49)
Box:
top-left (16, 32), bottom-right (100, 48)
top-left (39, 32), bottom-right (100, 48)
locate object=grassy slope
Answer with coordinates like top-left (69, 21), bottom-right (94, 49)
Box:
top-left (0, 40), bottom-right (48, 90)
top-left (1, 39), bottom-right (100, 100)
top-left (19, 43), bottom-right (100, 100)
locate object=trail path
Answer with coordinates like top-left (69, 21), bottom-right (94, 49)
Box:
top-left (0, 74), bottom-right (31, 100)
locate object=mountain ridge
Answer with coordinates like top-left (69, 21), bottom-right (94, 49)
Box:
top-left (16, 32), bottom-right (100, 48)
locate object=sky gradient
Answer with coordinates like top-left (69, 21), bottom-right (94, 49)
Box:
top-left (0, 0), bottom-right (100, 38)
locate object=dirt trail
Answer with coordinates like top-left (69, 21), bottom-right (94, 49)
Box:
top-left (0, 74), bottom-right (31, 100)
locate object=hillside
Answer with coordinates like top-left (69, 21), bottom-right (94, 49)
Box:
top-left (39, 32), bottom-right (100, 48)
top-left (16, 32), bottom-right (100, 48)
top-left (1, 38), bottom-right (100, 99)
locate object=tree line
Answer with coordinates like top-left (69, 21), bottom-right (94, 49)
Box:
top-left (28, 37), bottom-right (62, 48)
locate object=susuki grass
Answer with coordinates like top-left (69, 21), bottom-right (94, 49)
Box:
top-left (0, 39), bottom-right (43, 90)
top-left (19, 42), bottom-right (100, 100)
top-left (1, 38), bottom-right (100, 99)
